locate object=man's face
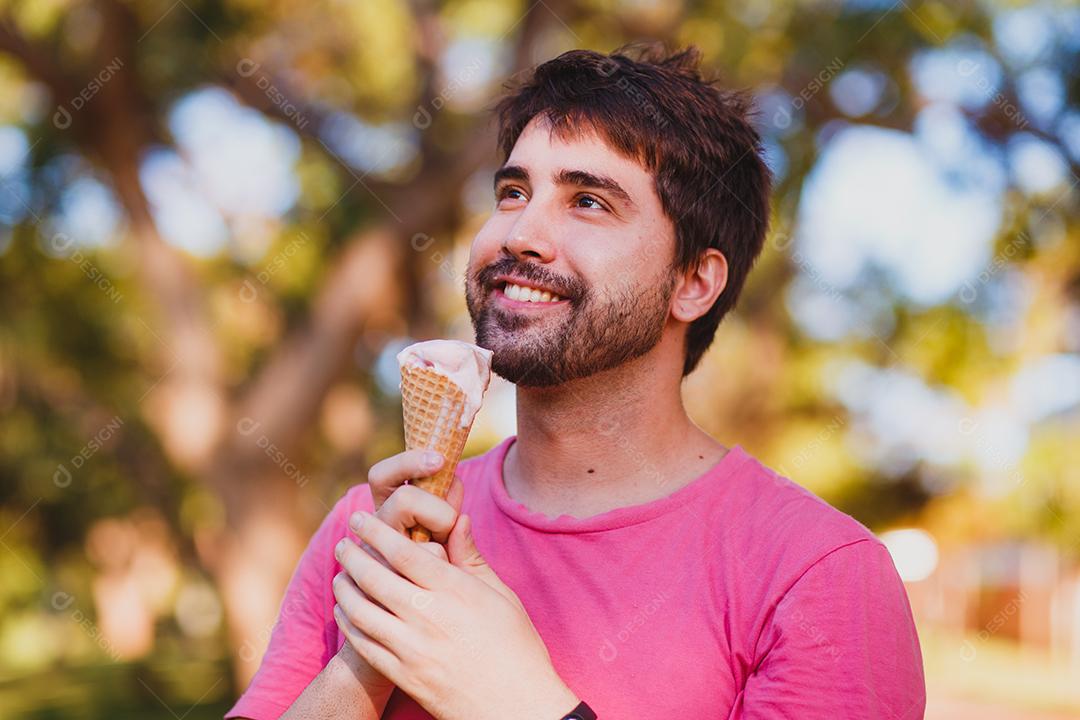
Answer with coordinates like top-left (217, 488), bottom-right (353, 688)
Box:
top-left (465, 116), bottom-right (678, 387)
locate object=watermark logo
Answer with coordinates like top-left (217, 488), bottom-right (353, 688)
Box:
top-left (772, 58), bottom-right (845, 130)
top-left (410, 233), bottom-right (465, 287)
top-left (53, 58), bottom-right (125, 129)
top-left (413, 58), bottom-right (483, 130)
top-left (54, 416), bottom-right (125, 488)
top-left (597, 588), bottom-right (673, 662)
top-left (239, 232), bottom-right (310, 302)
top-left (960, 591), bottom-right (1026, 661)
top-left (955, 60), bottom-right (1029, 131)
top-left (50, 591), bottom-right (122, 661)
top-left (236, 416), bottom-right (309, 487)
top-left (236, 59), bottom-right (310, 130)
top-left (47, 233), bottom-right (124, 304)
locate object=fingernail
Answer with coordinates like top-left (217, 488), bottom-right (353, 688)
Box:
top-left (335, 538), bottom-right (346, 557)
top-left (350, 512), bottom-right (367, 531)
top-left (423, 451), bottom-right (443, 469)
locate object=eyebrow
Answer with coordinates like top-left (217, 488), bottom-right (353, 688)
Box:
top-left (493, 164), bottom-right (636, 209)
top-left (493, 164), bottom-right (530, 189)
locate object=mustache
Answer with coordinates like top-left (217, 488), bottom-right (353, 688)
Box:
top-left (474, 258), bottom-right (586, 301)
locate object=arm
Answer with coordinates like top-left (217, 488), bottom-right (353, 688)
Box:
top-left (279, 643), bottom-right (392, 719)
top-left (229, 448), bottom-right (466, 719)
top-left (731, 540), bottom-right (926, 720)
top-left (225, 484), bottom-right (383, 720)
top-left (235, 645), bottom-right (390, 720)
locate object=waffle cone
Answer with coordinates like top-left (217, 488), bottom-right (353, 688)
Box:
top-left (400, 364), bottom-right (475, 542)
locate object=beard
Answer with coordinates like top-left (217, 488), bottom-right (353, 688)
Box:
top-left (465, 258), bottom-right (676, 387)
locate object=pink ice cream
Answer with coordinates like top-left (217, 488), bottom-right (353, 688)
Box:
top-left (396, 340), bottom-right (494, 427)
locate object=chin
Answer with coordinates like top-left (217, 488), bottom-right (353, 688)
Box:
top-left (494, 363), bottom-right (563, 388)
top-left (482, 341), bottom-right (558, 386)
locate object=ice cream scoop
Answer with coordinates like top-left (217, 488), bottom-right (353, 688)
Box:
top-left (396, 339), bottom-right (493, 427)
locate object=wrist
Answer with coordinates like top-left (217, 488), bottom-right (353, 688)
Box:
top-left (558, 701), bottom-right (597, 719)
top-left (527, 675), bottom-right (581, 720)
top-left (334, 643), bottom-right (395, 705)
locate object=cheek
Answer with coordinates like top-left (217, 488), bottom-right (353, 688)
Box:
top-left (616, 232), bottom-right (673, 291)
top-left (634, 220), bottom-right (673, 262)
top-left (582, 243), bottom-right (664, 304)
top-left (575, 240), bottom-right (642, 283)
top-left (467, 221), bottom-right (502, 276)
top-left (470, 216), bottom-right (510, 264)
top-left (477, 211), bottom-right (516, 245)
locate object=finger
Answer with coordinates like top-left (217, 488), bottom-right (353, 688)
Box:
top-left (368, 450), bottom-right (444, 509)
top-left (332, 571), bottom-right (406, 648)
top-left (336, 541), bottom-right (393, 611)
top-left (352, 510), bottom-right (454, 591)
top-left (336, 537), bottom-right (419, 618)
top-left (445, 474), bottom-right (465, 514)
top-left (420, 541), bottom-right (448, 562)
top-left (356, 538), bottom-right (392, 576)
top-left (446, 514), bottom-right (524, 610)
top-left (379, 484), bottom-right (458, 543)
top-left (333, 603), bottom-right (402, 681)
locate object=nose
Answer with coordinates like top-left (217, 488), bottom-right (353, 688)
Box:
top-left (502, 209), bottom-right (556, 262)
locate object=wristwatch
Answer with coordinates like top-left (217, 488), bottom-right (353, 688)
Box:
top-left (560, 701), bottom-right (597, 719)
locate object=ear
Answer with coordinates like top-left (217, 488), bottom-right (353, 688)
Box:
top-left (670, 249), bottom-right (728, 323)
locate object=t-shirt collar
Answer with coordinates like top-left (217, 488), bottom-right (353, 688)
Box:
top-left (487, 435), bottom-right (749, 533)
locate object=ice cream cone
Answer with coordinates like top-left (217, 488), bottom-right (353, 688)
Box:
top-left (399, 363), bottom-right (474, 542)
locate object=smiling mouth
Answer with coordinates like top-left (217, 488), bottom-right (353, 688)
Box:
top-left (494, 280), bottom-right (569, 306)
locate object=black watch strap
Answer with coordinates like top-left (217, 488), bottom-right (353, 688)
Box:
top-left (561, 700), bottom-right (597, 720)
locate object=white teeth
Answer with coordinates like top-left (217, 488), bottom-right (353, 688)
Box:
top-left (502, 282), bottom-right (562, 303)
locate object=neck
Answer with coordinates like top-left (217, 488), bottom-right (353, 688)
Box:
top-left (502, 338), bottom-right (729, 519)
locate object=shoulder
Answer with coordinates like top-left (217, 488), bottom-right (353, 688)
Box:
top-left (717, 447), bottom-right (884, 589)
top-left (724, 455), bottom-right (924, 706)
top-left (747, 537), bottom-right (925, 716)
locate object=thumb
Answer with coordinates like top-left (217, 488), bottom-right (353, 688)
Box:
top-left (447, 513), bottom-right (485, 571)
top-left (448, 514), bottom-right (525, 610)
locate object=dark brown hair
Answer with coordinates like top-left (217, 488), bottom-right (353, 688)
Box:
top-left (494, 44), bottom-right (772, 376)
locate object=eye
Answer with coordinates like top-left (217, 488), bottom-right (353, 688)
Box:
top-left (574, 194), bottom-right (606, 211)
top-left (496, 186), bottom-right (526, 205)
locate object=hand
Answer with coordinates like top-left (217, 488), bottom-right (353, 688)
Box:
top-left (332, 510), bottom-right (580, 720)
top-left (334, 449), bottom-right (466, 702)
top-left (367, 448), bottom-right (465, 555)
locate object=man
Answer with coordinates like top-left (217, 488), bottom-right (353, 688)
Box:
top-left (227, 46), bottom-right (925, 720)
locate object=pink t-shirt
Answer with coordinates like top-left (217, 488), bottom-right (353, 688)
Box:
top-left (227, 436), bottom-right (925, 719)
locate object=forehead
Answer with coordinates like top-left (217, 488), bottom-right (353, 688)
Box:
top-left (506, 116), bottom-right (654, 188)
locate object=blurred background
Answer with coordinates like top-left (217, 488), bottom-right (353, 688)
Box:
top-left (0, 0), bottom-right (1077, 717)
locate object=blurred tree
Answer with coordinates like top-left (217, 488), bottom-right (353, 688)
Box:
top-left (0, 0), bottom-right (577, 683)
